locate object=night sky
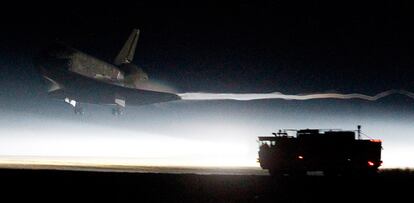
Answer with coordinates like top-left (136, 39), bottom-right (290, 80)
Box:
top-left (0, 2), bottom-right (414, 168)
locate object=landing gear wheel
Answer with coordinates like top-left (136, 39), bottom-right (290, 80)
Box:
top-left (112, 106), bottom-right (124, 116)
top-left (74, 106), bottom-right (84, 115)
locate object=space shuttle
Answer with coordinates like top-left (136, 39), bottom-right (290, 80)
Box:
top-left (35, 29), bottom-right (181, 115)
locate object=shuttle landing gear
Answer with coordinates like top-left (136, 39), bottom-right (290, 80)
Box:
top-left (112, 106), bottom-right (124, 116)
top-left (65, 97), bottom-right (84, 115)
top-left (74, 105), bottom-right (84, 115)
top-left (112, 97), bottom-right (126, 116)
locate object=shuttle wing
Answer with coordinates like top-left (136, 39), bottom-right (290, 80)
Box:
top-left (47, 71), bottom-right (180, 106)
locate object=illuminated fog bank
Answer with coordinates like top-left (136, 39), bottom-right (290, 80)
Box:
top-left (0, 125), bottom-right (256, 167)
top-left (0, 109), bottom-right (413, 169)
top-left (381, 146), bottom-right (414, 169)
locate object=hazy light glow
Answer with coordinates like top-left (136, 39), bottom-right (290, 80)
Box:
top-left (179, 89), bottom-right (414, 101)
top-left (0, 124), bottom-right (255, 167)
top-left (1, 97), bottom-right (414, 169)
top-left (381, 145), bottom-right (414, 168)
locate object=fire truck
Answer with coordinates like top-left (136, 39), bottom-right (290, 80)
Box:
top-left (258, 126), bottom-right (382, 176)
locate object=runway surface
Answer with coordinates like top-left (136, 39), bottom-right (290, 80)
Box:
top-left (0, 164), bottom-right (412, 202)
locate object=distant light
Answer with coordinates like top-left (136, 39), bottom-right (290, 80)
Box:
top-left (298, 155), bottom-right (304, 160)
top-left (368, 161), bottom-right (375, 166)
top-left (370, 139), bottom-right (382, 143)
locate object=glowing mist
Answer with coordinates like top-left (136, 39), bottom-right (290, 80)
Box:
top-left (179, 89), bottom-right (414, 101)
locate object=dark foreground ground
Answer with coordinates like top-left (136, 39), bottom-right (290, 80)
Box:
top-left (0, 169), bottom-right (412, 202)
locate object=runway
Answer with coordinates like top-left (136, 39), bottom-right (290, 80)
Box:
top-left (0, 167), bottom-right (411, 202)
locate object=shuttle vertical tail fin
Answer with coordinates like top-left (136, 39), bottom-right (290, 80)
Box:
top-left (114, 29), bottom-right (140, 65)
